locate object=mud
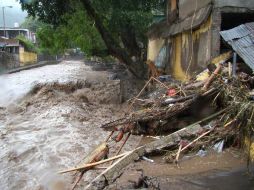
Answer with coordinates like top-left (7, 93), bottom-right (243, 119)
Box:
top-left (0, 60), bottom-right (253, 190)
top-left (0, 60), bottom-right (140, 190)
top-left (110, 149), bottom-right (253, 190)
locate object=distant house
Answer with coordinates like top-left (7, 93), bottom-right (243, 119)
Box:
top-left (147, 0), bottom-right (254, 81)
top-left (0, 37), bottom-right (20, 69)
top-left (0, 37), bottom-right (20, 53)
top-left (0, 28), bottom-right (36, 43)
top-left (0, 28), bottom-right (37, 69)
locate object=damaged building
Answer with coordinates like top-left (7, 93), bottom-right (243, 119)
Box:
top-left (147, 0), bottom-right (254, 81)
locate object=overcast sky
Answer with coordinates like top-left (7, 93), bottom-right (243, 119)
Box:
top-left (0, 0), bottom-right (27, 28)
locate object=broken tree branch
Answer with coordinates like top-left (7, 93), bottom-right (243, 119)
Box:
top-left (180, 128), bottom-right (214, 153)
top-left (110, 132), bottom-right (131, 165)
top-left (202, 64), bottom-right (223, 91)
top-left (58, 152), bottom-right (129, 174)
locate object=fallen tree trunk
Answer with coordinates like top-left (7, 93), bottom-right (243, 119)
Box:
top-left (101, 88), bottom-right (219, 131)
top-left (101, 98), bottom-right (197, 131)
top-left (85, 124), bottom-right (203, 189)
top-left (85, 109), bottom-right (227, 189)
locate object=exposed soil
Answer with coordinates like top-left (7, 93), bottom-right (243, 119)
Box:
top-left (0, 60), bottom-right (253, 190)
top-left (0, 60), bottom-right (140, 190)
top-left (107, 147), bottom-right (253, 190)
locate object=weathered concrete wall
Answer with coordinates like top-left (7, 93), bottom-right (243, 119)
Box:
top-left (147, 38), bottom-right (165, 62)
top-left (19, 47), bottom-right (37, 66)
top-left (214, 0), bottom-right (254, 9)
top-left (178, 0), bottom-right (212, 20)
top-left (210, 8), bottom-right (221, 59)
top-left (0, 51), bottom-right (19, 72)
top-left (19, 52), bottom-right (37, 66)
top-left (169, 16), bottom-right (212, 81)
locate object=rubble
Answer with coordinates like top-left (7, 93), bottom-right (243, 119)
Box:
top-left (59, 57), bottom-right (254, 189)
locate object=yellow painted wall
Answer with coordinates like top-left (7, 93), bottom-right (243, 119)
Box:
top-left (147, 38), bottom-right (165, 62)
top-left (245, 138), bottom-right (254, 162)
top-left (170, 16), bottom-right (212, 81)
top-left (19, 47), bottom-right (37, 66)
top-left (172, 35), bottom-right (189, 81)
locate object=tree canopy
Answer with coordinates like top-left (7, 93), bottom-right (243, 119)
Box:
top-left (19, 0), bottom-right (165, 78)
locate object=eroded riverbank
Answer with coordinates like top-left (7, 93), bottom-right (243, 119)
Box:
top-left (0, 60), bottom-right (140, 190)
top-left (0, 60), bottom-right (253, 190)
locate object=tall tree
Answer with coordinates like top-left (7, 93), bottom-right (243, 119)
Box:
top-left (19, 0), bottom-right (164, 78)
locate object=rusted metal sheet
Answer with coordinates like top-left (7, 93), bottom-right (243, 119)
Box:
top-left (162, 5), bottom-right (212, 38)
top-left (220, 22), bottom-right (254, 71)
top-left (147, 5), bottom-right (212, 39)
top-left (179, 0), bottom-right (212, 20)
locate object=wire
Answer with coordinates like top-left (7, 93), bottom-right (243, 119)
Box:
top-left (185, 0), bottom-right (198, 79)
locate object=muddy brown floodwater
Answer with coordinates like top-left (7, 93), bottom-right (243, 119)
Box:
top-left (0, 60), bottom-right (253, 190)
top-left (0, 60), bottom-right (140, 190)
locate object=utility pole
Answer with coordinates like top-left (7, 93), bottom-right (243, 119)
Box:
top-left (2, 7), bottom-right (5, 37)
top-left (1, 6), bottom-right (13, 38)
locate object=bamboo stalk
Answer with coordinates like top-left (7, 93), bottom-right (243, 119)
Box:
top-left (152, 77), bottom-right (170, 90)
top-left (58, 152), bottom-right (129, 174)
top-left (180, 129), bottom-right (214, 153)
top-left (71, 172), bottom-right (85, 190)
top-left (127, 77), bottom-right (153, 112)
top-left (224, 119), bottom-right (237, 128)
top-left (105, 131), bottom-right (114, 142)
top-left (174, 143), bottom-right (183, 167)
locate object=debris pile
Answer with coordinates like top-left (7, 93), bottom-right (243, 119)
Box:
top-left (59, 52), bottom-right (254, 189)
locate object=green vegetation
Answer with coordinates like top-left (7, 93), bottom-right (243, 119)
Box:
top-left (16, 35), bottom-right (37, 53)
top-left (20, 0), bottom-right (165, 78)
top-left (33, 10), bottom-right (106, 56)
top-left (20, 16), bottom-right (45, 32)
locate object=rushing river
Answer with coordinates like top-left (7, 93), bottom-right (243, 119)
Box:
top-left (1, 60), bottom-right (253, 190)
top-left (0, 60), bottom-right (139, 190)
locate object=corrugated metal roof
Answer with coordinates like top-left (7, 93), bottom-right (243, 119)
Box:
top-left (220, 22), bottom-right (254, 71)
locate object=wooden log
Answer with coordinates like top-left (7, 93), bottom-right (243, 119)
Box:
top-left (85, 124), bottom-right (203, 189)
top-left (101, 98), bottom-right (196, 131)
top-left (85, 109), bottom-right (228, 189)
top-left (101, 88), bottom-right (219, 132)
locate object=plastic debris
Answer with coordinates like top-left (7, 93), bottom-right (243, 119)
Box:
top-left (213, 140), bottom-right (224, 153)
top-left (141, 156), bottom-right (154, 163)
top-left (196, 149), bottom-right (207, 157)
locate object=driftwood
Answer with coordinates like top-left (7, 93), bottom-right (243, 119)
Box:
top-left (85, 124), bottom-right (204, 189)
top-left (101, 98), bottom-right (197, 131)
top-left (162, 94), bottom-right (196, 106)
top-left (85, 108), bottom-right (228, 189)
top-left (101, 87), bottom-right (219, 132)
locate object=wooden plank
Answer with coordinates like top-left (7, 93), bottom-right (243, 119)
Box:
top-left (85, 124), bottom-right (203, 189)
